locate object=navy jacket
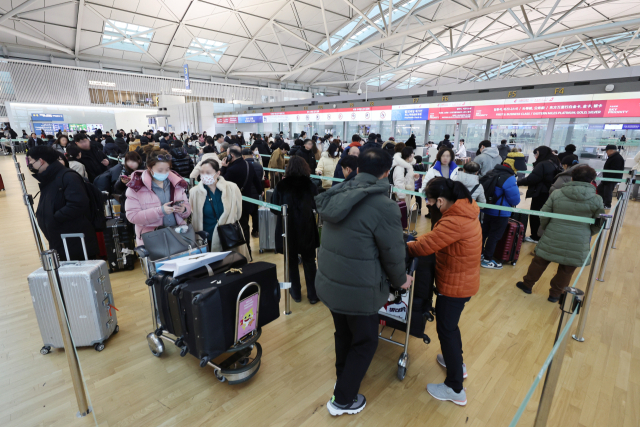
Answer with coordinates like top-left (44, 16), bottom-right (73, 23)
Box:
top-left (483, 165), bottom-right (521, 217)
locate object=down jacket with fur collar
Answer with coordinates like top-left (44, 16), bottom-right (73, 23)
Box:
top-left (125, 169), bottom-right (192, 245)
top-left (407, 198), bottom-right (482, 298)
top-left (391, 152), bottom-right (416, 200)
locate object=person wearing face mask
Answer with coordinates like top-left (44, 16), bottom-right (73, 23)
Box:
top-left (74, 133), bottom-right (109, 183)
top-left (189, 159), bottom-right (249, 258)
top-left (407, 177), bottom-right (481, 406)
top-left (125, 150), bottom-right (192, 245)
top-left (294, 139), bottom-right (317, 173)
top-left (236, 131), bottom-right (245, 145)
top-left (421, 147), bottom-right (459, 223)
top-left (27, 146), bottom-right (100, 261)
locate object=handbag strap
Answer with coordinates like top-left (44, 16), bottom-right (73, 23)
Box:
top-left (240, 161), bottom-right (250, 191)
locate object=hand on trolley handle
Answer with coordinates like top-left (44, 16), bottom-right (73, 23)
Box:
top-left (401, 273), bottom-right (414, 290)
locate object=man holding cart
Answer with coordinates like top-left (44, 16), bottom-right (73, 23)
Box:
top-left (315, 148), bottom-right (413, 416)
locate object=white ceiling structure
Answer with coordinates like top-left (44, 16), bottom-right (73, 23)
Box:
top-left (0, 0), bottom-right (639, 93)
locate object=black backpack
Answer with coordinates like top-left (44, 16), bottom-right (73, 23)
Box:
top-left (479, 170), bottom-right (509, 205)
top-left (388, 165), bottom-right (408, 185)
top-left (59, 170), bottom-right (107, 231)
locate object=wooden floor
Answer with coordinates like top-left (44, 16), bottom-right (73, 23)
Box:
top-left (0, 154), bottom-right (638, 427)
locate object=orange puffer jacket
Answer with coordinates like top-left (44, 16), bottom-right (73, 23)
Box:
top-left (407, 199), bottom-right (482, 298)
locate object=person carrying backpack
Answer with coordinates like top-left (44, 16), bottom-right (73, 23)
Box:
top-left (479, 161), bottom-right (521, 269)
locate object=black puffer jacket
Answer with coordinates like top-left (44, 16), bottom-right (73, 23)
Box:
top-left (251, 139), bottom-right (271, 167)
top-left (93, 163), bottom-right (123, 193)
top-left (114, 137), bottom-right (128, 153)
top-left (270, 176), bottom-right (319, 257)
top-left (77, 142), bottom-right (108, 183)
top-left (33, 161), bottom-right (99, 261)
top-left (518, 159), bottom-right (560, 198)
top-left (221, 157), bottom-right (263, 203)
top-left (170, 147), bottom-right (195, 178)
top-left (603, 151), bottom-right (625, 179)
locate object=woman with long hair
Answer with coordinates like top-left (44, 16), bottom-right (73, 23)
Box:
top-left (421, 147), bottom-right (459, 224)
top-left (408, 177), bottom-right (481, 406)
top-left (316, 142), bottom-right (342, 189)
top-left (270, 156), bottom-right (320, 303)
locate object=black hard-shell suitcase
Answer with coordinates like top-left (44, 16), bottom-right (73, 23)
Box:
top-left (103, 217), bottom-right (136, 272)
top-left (172, 261), bottom-right (281, 366)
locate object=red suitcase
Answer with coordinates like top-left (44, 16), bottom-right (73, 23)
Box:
top-left (494, 218), bottom-right (524, 265)
top-left (397, 200), bottom-right (408, 229)
top-left (0, 173), bottom-right (4, 191)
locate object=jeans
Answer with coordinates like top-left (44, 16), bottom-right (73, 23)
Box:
top-left (289, 253), bottom-right (317, 301)
top-left (331, 312), bottom-right (379, 405)
top-left (529, 193), bottom-right (549, 240)
top-left (435, 294), bottom-right (470, 393)
top-left (240, 202), bottom-right (256, 258)
top-left (522, 255), bottom-right (577, 298)
top-left (597, 181), bottom-right (616, 207)
top-left (481, 215), bottom-right (509, 261)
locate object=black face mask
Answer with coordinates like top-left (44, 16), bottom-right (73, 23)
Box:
top-left (427, 202), bottom-right (441, 215)
top-left (28, 162), bottom-right (41, 175)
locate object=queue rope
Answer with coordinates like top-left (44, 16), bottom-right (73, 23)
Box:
top-left (508, 225), bottom-right (605, 427)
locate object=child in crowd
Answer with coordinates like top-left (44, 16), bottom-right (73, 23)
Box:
top-left (454, 162), bottom-right (485, 203)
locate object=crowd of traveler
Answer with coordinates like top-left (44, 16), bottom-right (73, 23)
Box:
top-left (22, 125), bottom-right (630, 415)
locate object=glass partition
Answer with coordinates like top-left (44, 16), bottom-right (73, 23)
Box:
top-left (489, 119), bottom-right (548, 157)
top-left (460, 120), bottom-right (486, 148)
top-left (429, 120), bottom-right (456, 144)
top-left (551, 118), bottom-right (640, 159)
top-left (396, 121), bottom-right (426, 145)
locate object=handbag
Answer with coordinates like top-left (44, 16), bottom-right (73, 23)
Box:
top-left (206, 190), bottom-right (246, 250)
top-left (263, 177), bottom-right (271, 188)
top-left (142, 224), bottom-right (200, 261)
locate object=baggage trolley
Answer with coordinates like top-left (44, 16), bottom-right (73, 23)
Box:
top-left (136, 238), bottom-right (262, 385)
top-left (378, 257), bottom-right (429, 381)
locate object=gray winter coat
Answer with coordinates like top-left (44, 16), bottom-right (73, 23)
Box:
top-left (536, 181), bottom-right (604, 267)
top-left (315, 173), bottom-right (407, 315)
top-left (454, 171), bottom-right (486, 203)
top-left (498, 144), bottom-right (511, 161)
top-left (475, 146), bottom-right (502, 176)
top-left (549, 164), bottom-right (579, 194)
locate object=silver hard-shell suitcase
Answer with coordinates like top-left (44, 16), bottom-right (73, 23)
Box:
top-left (28, 234), bottom-right (118, 354)
top-left (258, 207), bottom-right (277, 253)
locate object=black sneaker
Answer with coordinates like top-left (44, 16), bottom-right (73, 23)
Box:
top-left (327, 394), bottom-right (366, 416)
top-left (516, 282), bottom-right (532, 294)
top-left (251, 230), bottom-right (259, 238)
top-left (548, 296), bottom-right (560, 303)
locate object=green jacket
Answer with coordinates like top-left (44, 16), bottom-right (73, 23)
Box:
top-left (536, 181), bottom-right (604, 267)
top-left (315, 173), bottom-right (407, 315)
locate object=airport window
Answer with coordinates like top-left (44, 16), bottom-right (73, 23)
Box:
top-left (185, 39), bottom-right (228, 64)
top-left (101, 20), bottom-right (153, 53)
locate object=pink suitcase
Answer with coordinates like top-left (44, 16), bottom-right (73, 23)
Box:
top-left (397, 201), bottom-right (408, 229)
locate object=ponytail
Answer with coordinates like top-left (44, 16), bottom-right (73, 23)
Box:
top-left (424, 177), bottom-right (472, 204)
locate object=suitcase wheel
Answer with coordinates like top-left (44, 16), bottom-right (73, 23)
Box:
top-left (94, 343), bottom-right (105, 352)
top-left (155, 328), bottom-right (163, 337)
top-left (214, 369), bottom-right (226, 383)
top-left (259, 250), bottom-right (264, 254)
top-left (397, 366), bottom-right (407, 381)
top-left (512, 262), bottom-right (517, 266)
top-left (180, 346), bottom-right (189, 357)
top-left (425, 312), bottom-right (435, 323)
top-left (423, 334), bottom-right (431, 345)
top-left (113, 324), bottom-right (119, 334)
top-left (200, 356), bottom-right (211, 368)
top-left (40, 346), bottom-right (52, 355)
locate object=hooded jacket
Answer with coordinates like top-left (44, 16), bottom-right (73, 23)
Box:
top-left (268, 147), bottom-right (286, 170)
top-left (125, 169), bottom-right (192, 245)
top-left (503, 151), bottom-right (527, 173)
top-left (602, 151), bottom-right (625, 179)
top-left (316, 151), bottom-right (340, 189)
top-left (190, 153), bottom-right (221, 180)
top-left (535, 181), bottom-right (604, 267)
top-left (314, 173), bottom-right (407, 315)
top-left (189, 177), bottom-right (249, 259)
top-left (407, 199), bottom-right (482, 298)
top-left (170, 147), bottom-right (195, 178)
top-left (518, 159), bottom-right (560, 198)
top-left (498, 143), bottom-right (511, 160)
top-left (391, 152), bottom-right (416, 200)
top-left (33, 161), bottom-right (99, 261)
top-left (453, 171), bottom-right (486, 203)
top-left (294, 146), bottom-right (317, 173)
top-left (474, 146), bottom-right (502, 176)
top-left (114, 136), bottom-right (128, 153)
top-left (550, 164), bottom-right (580, 194)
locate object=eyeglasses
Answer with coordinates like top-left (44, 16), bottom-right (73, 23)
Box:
top-left (150, 154), bottom-right (172, 161)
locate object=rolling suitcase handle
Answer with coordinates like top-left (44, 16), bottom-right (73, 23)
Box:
top-left (60, 233), bottom-right (88, 261)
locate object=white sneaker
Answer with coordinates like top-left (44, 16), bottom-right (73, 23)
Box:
top-left (524, 236), bottom-right (538, 244)
top-left (436, 354), bottom-right (467, 379)
top-left (327, 394), bottom-right (366, 416)
top-left (426, 383), bottom-right (467, 406)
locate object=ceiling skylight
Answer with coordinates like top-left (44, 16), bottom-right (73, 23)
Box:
top-left (396, 76), bottom-right (422, 89)
top-left (101, 20), bottom-right (154, 53)
top-left (185, 38), bottom-right (228, 64)
top-left (366, 73), bottom-right (395, 86)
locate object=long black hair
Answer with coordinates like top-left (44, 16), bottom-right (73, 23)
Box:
top-left (533, 145), bottom-right (558, 167)
top-left (424, 177), bottom-right (472, 204)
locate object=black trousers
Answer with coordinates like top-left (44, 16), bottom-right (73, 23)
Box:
top-left (416, 196), bottom-right (422, 211)
top-left (481, 215), bottom-right (509, 261)
top-left (250, 206), bottom-right (259, 233)
top-left (435, 294), bottom-right (470, 393)
top-left (289, 253), bottom-right (317, 300)
top-left (240, 202), bottom-right (256, 257)
top-left (331, 312), bottom-right (379, 405)
top-left (529, 193), bottom-right (549, 240)
top-left (597, 181), bottom-right (616, 207)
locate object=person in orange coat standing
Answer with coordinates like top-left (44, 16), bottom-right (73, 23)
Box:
top-left (407, 177), bottom-right (482, 406)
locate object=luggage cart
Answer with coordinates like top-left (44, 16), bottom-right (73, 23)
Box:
top-left (378, 258), bottom-right (429, 381)
top-left (136, 239), bottom-right (262, 385)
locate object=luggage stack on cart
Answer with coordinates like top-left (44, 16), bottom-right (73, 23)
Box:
top-left (137, 239), bottom-right (281, 384)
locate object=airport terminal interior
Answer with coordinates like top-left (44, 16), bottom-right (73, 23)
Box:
top-left (0, 0), bottom-right (639, 426)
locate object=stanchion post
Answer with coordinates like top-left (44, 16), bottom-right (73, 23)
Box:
top-left (282, 204), bottom-right (291, 315)
top-left (611, 190), bottom-right (627, 249)
top-left (572, 213), bottom-right (612, 342)
top-left (41, 250), bottom-right (91, 417)
top-left (534, 287), bottom-right (584, 427)
top-left (597, 198), bottom-right (621, 281)
top-left (612, 177), bottom-right (632, 249)
top-left (12, 145), bottom-right (46, 254)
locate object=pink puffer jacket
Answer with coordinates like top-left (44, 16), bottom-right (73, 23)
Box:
top-left (125, 169), bottom-right (192, 245)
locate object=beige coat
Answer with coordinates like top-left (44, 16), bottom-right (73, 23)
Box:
top-left (315, 152), bottom-right (340, 189)
top-left (190, 153), bottom-right (222, 180)
top-left (188, 177), bottom-right (249, 259)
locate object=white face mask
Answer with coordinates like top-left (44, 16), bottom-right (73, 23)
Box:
top-left (201, 173), bottom-right (218, 185)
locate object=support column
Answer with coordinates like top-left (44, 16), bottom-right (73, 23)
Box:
top-left (542, 118), bottom-right (556, 147)
top-left (288, 122), bottom-right (293, 140)
top-left (564, 118), bottom-right (576, 146)
top-left (484, 119), bottom-right (492, 140)
top-left (391, 120), bottom-right (397, 141)
top-left (424, 120), bottom-right (430, 145)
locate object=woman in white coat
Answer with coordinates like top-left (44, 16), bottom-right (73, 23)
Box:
top-left (456, 140), bottom-right (467, 158)
top-left (420, 147), bottom-right (459, 225)
top-left (392, 146), bottom-right (419, 201)
top-left (189, 159), bottom-right (250, 259)
top-left (315, 143), bottom-right (342, 189)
